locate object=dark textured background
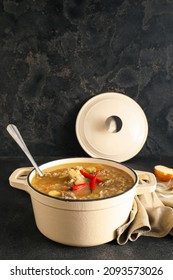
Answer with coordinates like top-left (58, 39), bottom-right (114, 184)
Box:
top-left (1, 0), bottom-right (173, 160)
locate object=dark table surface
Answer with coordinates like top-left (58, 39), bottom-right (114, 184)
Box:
top-left (1, 156), bottom-right (173, 260)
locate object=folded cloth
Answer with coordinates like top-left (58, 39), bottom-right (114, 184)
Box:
top-left (115, 181), bottom-right (173, 245)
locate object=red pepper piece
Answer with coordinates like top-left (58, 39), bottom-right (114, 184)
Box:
top-left (80, 170), bottom-right (93, 179)
top-left (80, 170), bottom-right (103, 183)
top-left (90, 174), bottom-right (98, 190)
top-left (72, 183), bottom-right (90, 191)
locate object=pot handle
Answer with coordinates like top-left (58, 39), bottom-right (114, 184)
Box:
top-left (9, 167), bottom-right (34, 193)
top-left (135, 170), bottom-right (157, 195)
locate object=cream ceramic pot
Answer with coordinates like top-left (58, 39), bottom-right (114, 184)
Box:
top-left (9, 157), bottom-right (156, 247)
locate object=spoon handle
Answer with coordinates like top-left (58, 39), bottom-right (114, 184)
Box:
top-left (7, 124), bottom-right (43, 177)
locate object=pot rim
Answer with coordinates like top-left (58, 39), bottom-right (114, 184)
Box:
top-left (27, 157), bottom-right (138, 203)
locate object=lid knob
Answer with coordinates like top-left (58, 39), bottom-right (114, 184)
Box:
top-left (105, 116), bottom-right (123, 133)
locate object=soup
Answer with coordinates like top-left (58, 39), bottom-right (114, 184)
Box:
top-left (31, 162), bottom-right (134, 200)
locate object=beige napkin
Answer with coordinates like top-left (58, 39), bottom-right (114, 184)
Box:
top-left (115, 181), bottom-right (173, 245)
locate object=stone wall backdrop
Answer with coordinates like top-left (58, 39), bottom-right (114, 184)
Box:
top-left (1, 0), bottom-right (173, 160)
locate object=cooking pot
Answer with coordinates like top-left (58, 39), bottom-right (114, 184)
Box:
top-left (9, 157), bottom-right (156, 247)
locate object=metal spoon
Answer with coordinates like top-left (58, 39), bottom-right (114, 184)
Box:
top-left (7, 124), bottom-right (44, 177)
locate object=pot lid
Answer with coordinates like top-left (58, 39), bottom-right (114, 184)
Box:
top-left (75, 92), bottom-right (148, 162)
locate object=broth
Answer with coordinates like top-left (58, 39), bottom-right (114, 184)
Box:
top-left (31, 162), bottom-right (134, 200)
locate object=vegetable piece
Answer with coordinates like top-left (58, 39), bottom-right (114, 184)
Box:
top-left (90, 174), bottom-right (98, 190)
top-left (85, 166), bottom-right (96, 173)
top-left (154, 165), bottom-right (173, 181)
top-left (80, 170), bottom-right (103, 183)
top-left (48, 190), bottom-right (61, 197)
top-left (72, 183), bottom-right (90, 191)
